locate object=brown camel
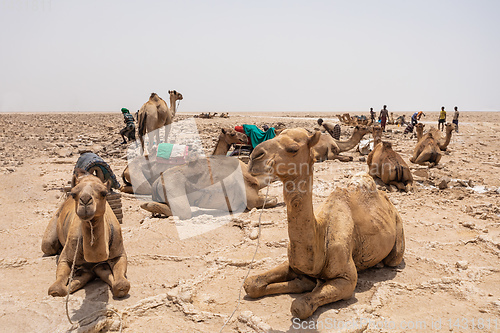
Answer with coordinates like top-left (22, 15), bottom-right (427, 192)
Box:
top-left (367, 139), bottom-right (413, 191)
top-left (212, 128), bottom-right (248, 155)
top-left (137, 91), bottom-right (183, 153)
top-left (410, 123), bottom-right (442, 166)
top-left (42, 171), bottom-right (129, 298)
top-left (243, 128), bottom-right (405, 319)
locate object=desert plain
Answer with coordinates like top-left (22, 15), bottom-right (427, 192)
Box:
top-left (0, 111), bottom-right (499, 332)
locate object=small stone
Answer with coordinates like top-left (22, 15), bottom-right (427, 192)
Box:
top-left (358, 156), bottom-right (366, 162)
top-left (249, 229), bottom-right (259, 240)
top-left (456, 261), bottom-right (468, 270)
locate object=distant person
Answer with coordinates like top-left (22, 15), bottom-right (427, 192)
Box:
top-left (379, 105), bottom-right (389, 131)
top-left (453, 106), bottom-right (459, 133)
top-left (120, 108), bottom-right (136, 144)
top-left (411, 111), bottom-right (425, 126)
top-left (370, 108), bottom-right (376, 122)
top-left (438, 106), bottom-right (446, 131)
top-left (318, 118), bottom-right (341, 140)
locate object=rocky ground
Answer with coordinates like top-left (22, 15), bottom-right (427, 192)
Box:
top-left (0, 111), bottom-right (499, 332)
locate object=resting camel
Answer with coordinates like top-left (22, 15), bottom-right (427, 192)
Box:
top-left (367, 127), bottom-right (413, 191)
top-left (138, 91), bottom-right (183, 153)
top-left (410, 123), bottom-right (442, 166)
top-left (42, 171), bottom-right (129, 298)
top-left (433, 122), bottom-right (455, 151)
top-left (142, 156), bottom-right (277, 219)
top-left (311, 134), bottom-right (353, 162)
top-left (243, 129), bottom-right (405, 319)
top-left (334, 125), bottom-right (370, 152)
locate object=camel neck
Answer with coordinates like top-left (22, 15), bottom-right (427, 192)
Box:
top-left (212, 134), bottom-right (230, 155)
top-left (81, 216), bottom-right (109, 263)
top-left (282, 170), bottom-right (326, 275)
top-left (170, 97), bottom-right (177, 117)
top-left (335, 131), bottom-right (364, 152)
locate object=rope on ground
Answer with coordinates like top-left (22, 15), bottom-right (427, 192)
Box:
top-left (64, 236), bottom-right (123, 332)
top-left (219, 184), bottom-right (270, 332)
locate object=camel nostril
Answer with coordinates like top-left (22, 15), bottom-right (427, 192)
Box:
top-left (79, 194), bottom-right (93, 206)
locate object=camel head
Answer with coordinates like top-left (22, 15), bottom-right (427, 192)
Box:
top-left (221, 128), bottom-right (248, 145)
top-left (372, 125), bottom-right (382, 144)
top-left (353, 125), bottom-right (370, 138)
top-left (168, 90), bottom-right (183, 102)
top-left (70, 170), bottom-right (111, 221)
top-left (415, 123), bottom-right (425, 135)
top-left (249, 128), bottom-right (321, 181)
top-left (445, 122), bottom-right (455, 134)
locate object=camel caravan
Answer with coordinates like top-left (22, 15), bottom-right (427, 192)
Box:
top-left (42, 94), bottom-right (459, 322)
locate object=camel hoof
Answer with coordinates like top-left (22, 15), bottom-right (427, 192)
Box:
top-left (112, 280), bottom-right (130, 298)
top-left (48, 283), bottom-right (68, 297)
top-left (243, 276), bottom-right (264, 299)
top-left (291, 297), bottom-right (315, 320)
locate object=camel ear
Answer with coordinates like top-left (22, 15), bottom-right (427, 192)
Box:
top-left (174, 90), bottom-right (177, 94)
top-left (308, 131), bottom-right (321, 148)
top-left (72, 168), bottom-right (87, 187)
top-left (104, 179), bottom-right (112, 192)
top-left (168, 90), bottom-right (171, 94)
top-left (221, 128), bottom-right (226, 134)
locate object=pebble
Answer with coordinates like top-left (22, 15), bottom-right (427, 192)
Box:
top-left (249, 229), bottom-right (259, 240)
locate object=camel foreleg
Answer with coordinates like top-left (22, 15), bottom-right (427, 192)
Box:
top-left (94, 255), bottom-right (130, 298)
top-left (244, 262), bottom-right (316, 298)
top-left (48, 260), bottom-right (72, 297)
top-left (290, 262), bottom-right (357, 319)
top-left (69, 269), bottom-right (96, 294)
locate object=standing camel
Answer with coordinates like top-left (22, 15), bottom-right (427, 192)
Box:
top-left (137, 91), bottom-right (183, 154)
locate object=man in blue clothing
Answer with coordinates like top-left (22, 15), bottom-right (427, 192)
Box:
top-left (120, 108), bottom-right (136, 144)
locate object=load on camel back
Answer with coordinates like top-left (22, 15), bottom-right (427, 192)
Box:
top-left (230, 124), bottom-right (282, 158)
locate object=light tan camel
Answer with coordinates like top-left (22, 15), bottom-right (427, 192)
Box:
top-left (120, 128), bottom-right (249, 194)
top-left (141, 156), bottom-right (277, 219)
top-left (433, 122), bottom-right (455, 151)
top-left (410, 123), bottom-right (442, 166)
top-left (311, 133), bottom-right (353, 162)
top-left (42, 171), bottom-right (129, 298)
top-left (334, 125), bottom-right (371, 152)
top-left (243, 129), bottom-right (405, 319)
top-left (367, 137), bottom-right (413, 192)
top-left (137, 91), bottom-right (183, 153)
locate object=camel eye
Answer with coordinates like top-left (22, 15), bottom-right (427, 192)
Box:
top-left (100, 190), bottom-right (108, 197)
top-left (286, 146), bottom-right (299, 154)
top-left (70, 192), bottom-right (77, 199)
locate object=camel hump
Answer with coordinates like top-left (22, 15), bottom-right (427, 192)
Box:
top-left (149, 92), bottom-right (159, 101)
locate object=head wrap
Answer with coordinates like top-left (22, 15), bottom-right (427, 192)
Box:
top-left (121, 108), bottom-right (129, 113)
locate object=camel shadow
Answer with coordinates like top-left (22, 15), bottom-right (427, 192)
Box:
top-left (68, 279), bottom-right (128, 330)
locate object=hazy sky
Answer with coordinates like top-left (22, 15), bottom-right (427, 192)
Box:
top-left (1, 0), bottom-right (499, 112)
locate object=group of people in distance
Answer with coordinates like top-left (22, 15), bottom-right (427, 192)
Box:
top-left (370, 105), bottom-right (460, 134)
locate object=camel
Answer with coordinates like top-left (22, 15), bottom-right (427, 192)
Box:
top-left (243, 129), bottom-right (405, 319)
top-left (367, 133), bottom-right (413, 192)
top-left (141, 156), bottom-right (277, 219)
top-left (138, 91), bottom-right (183, 153)
top-left (42, 171), bottom-right (129, 298)
top-left (121, 128), bottom-right (277, 217)
top-left (334, 125), bottom-right (371, 152)
top-left (410, 123), bottom-right (442, 166)
top-left (433, 122), bottom-right (455, 151)
top-left (311, 133), bottom-right (353, 162)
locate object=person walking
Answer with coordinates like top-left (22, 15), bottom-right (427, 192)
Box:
top-left (452, 106), bottom-right (459, 133)
top-left (438, 106), bottom-right (446, 131)
top-left (380, 105), bottom-right (389, 131)
top-left (370, 108), bottom-right (376, 123)
top-left (120, 108), bottom-right (136, 144)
